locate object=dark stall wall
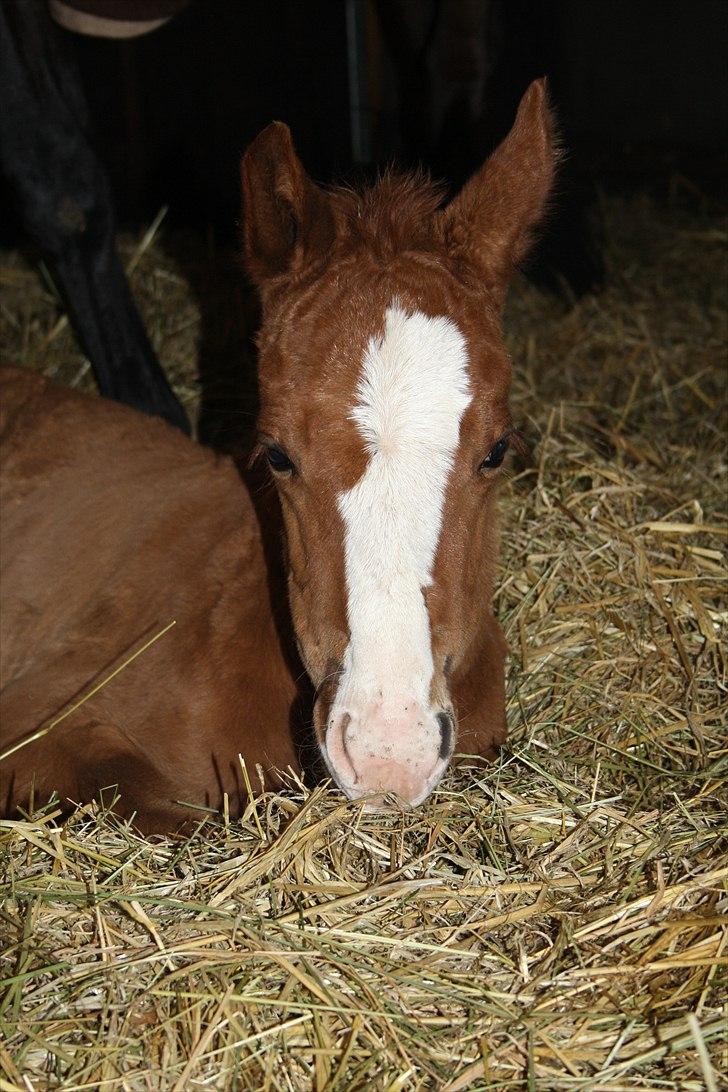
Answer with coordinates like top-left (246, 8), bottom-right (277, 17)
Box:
top-left (70, 0), bottom-right (351, 229)
top-left (53, 0), bottom-right (726, 234)
top-left (362, 0), bottom-right (727, 163)
top-left (558, 0), bottom-right (727, 148)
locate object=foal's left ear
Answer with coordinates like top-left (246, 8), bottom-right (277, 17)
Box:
top-left (439, 79), bottom-right (557, 301)
top-left (241, 122), bottom-right (335, 289)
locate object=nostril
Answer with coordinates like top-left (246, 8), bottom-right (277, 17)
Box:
top-left (436, 711), bottom-right (454, 759)
top-left (328, 712), bottom-right (359, 785)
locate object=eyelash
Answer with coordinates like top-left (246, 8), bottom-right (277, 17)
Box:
top-left (260, 431), bottom-right (520, 478)
top-left (264, 445), bottom-right (295, 474)
top-left (479, 436), bottom-right (509, 471)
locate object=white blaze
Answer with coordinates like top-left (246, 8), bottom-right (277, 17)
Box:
top-left (336, 304), bottom-right (472, 714)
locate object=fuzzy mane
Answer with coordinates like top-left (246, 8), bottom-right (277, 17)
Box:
top-left (329, 169), bottom-right (446, 259)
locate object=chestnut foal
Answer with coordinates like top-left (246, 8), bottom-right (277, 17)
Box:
top-left (1, 81), bottom-right (555, 832)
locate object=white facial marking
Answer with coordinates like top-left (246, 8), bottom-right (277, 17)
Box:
top-left (335, 303), bottom-right (472, 716)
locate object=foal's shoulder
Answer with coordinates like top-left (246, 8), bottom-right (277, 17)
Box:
top-left (0, 365), bottom-right (198, 465)
top-left (0, 366), bottom-right (246, 518)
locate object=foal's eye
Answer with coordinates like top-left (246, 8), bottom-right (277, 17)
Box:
top-left (479, 436), bottom-right (509, 471)
top-left (265, 445), bottom-right (295, 474)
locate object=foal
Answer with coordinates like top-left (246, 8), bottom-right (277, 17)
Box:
top-left (0, 80), bottom-right (555, 831)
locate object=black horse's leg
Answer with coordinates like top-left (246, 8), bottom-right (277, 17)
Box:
top-left (0, 0), bottom-right (190, 434)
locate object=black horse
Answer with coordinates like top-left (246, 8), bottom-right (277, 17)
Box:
top-left (0, 0), bottom-right (189, 433)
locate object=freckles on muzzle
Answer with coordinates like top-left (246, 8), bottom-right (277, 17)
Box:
top-left (320, 701), bottom-right (455, 807)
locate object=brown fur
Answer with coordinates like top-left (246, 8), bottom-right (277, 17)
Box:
top-left (1, 81), bottom-right (555, 831)
top-left (0, 368), bottom-right (301, 830)
top-left (243, 80), bottom-right (554, 767)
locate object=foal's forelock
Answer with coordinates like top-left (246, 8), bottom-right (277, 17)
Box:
top-left (325, 303), bottom-right (471, 797)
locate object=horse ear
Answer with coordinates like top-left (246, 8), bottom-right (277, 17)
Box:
top-left (439, 79), bottom-right (557, 300)
top-left (241, 122), bottom-right (335, 288)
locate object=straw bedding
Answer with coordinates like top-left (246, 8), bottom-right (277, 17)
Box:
top-left (0, 193), bottom-right (726, 1089)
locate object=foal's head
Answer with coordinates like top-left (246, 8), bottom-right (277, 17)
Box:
top-left (242, 80), bottom-right (556, 806)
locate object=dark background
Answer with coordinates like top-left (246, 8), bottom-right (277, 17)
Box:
top-left (64, 0), bottom-right (726, 238)
top-left (1, 0), bottom-right (724, 443)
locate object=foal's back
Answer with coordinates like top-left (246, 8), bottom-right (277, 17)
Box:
top-left (0, 367), bottom-right (298, 829)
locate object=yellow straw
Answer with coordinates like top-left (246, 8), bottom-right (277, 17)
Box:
top-left (0, 619), bottom-right (176, 763)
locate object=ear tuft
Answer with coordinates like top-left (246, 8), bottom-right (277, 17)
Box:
top-left (241, 122), bottom-right (335, 288)
top-left (439, 78), bottom-right (558, 301)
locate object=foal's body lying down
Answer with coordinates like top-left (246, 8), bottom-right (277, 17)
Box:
top-left (0, 367), bottom-right (504, 828)
top-left (1, 367), bottom-right (300, 829)
top-left (1, 81), bottom-right (556, 831)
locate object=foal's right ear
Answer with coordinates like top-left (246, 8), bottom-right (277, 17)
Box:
top-left (241, 122), bottom-right (335, 288)
top-left (438, 79), bottom-right (557, 301)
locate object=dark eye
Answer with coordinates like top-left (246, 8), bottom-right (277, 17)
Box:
top-left (479, 436), bottom-right (509, 471)
top-left (265, 445), bottom-right (295, 474)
